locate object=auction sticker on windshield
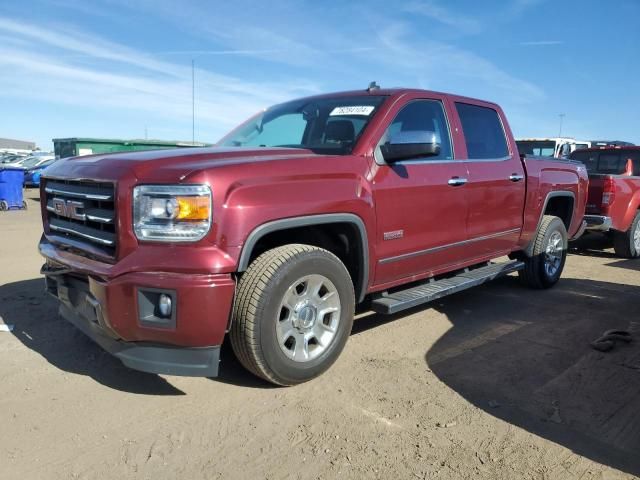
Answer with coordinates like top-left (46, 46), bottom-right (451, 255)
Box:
top-left (330, 106), bottom-right (375, 116)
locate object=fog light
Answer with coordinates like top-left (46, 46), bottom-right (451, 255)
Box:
top-left (158, 294), bottom-right (172, 318)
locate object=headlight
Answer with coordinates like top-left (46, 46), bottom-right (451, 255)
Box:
top-left (133, 184), bottom-right (212, 242)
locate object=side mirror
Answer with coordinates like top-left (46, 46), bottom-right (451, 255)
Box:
top-left (381, 131), bottom-right (441, 163)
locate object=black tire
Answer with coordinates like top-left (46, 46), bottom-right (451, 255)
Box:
top-left (0, 200), bottom-right (8, 211)
top-left (519, 215), bottom-right (568, 289)
top-left (230, 244), bottom-right (355, 386)
top-left (613, 212), bottom-right (640, 258)
top-left (22, 200), bottom-right (27, 210)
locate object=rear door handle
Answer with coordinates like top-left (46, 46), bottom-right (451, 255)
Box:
top-left (448, 177), bottom-right (468, 186)
top-left (509, 174), bottom-right (524, 182)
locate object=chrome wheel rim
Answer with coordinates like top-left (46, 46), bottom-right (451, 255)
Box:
top-left (633, 223), bottom-right (640, 251)
top-left (544, 231), bottom-right (564, 277)
top-left (276, 274), bottom-right (341, 363)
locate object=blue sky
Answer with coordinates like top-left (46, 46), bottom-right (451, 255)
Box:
top-left (1, 0), bottom-right (638, 150)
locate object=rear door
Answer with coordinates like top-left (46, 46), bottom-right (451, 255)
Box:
top-left (450, 101), bottom-right (526, 259)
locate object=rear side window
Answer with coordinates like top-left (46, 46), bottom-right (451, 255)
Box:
top-left (455, 103), bottom-right (509, 159)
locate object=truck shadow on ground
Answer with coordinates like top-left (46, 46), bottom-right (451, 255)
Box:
top-left (353, 273), bottom-right (640, 475)
top-left (1, 278), bottom-right (186, 396)
top-left (604, 258), bottom-right (640, 272)
top-left (420, 275), bottom-right (640, 476)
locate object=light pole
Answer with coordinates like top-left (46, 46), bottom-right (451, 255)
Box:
top-left (558, 113), bottom-right (565, 137)
top-left (192, 59), bottom-right (195, 144)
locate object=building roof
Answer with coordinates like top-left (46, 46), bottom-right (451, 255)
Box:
top-left (0, 137), bottom-right (36, 150)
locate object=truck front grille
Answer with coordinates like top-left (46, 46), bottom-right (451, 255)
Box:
top-left (44, 179), bottom-right (117, 258)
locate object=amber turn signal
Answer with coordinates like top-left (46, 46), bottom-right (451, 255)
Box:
top-left (176, 196), bottom-right (210, 220)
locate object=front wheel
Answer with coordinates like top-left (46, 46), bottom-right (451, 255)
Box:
top-left (519, 215), bottom-right (568, 289)
top-left (613, 212), bottom-right (640, 258)
top-left (230, 244), bottom-right (355, 386)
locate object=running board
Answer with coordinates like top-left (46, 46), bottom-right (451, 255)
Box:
top-left (371, 260), bottom-right (525, 315)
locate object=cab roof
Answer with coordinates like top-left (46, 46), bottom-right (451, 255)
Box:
top-left (288, 87), bottom-right (501, 109)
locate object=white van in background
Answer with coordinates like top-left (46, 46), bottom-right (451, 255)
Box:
top-left (516, 138), bottom-right (635, 158)
top-left (516, 137), bottom-right (590, 158)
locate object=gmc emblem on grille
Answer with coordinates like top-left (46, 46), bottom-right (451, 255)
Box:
top-left (52, 198), bottom-right (86, 221)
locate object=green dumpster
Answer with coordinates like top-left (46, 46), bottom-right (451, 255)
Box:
top-left (53, 138), bottom-right (212, 158)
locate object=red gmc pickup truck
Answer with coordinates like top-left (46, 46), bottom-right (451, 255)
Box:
top-left (569, 146), bottom-right (640, 257)
top-left (39, 87), bottom-right (588, 385)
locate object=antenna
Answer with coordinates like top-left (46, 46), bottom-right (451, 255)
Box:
top-left (367, 81), bottom-right (380, 92)
top-left (558, 113), bottom-right (565, 137)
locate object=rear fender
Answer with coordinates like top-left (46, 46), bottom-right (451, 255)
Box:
top-left (523, 191), bottom-right (575, 257)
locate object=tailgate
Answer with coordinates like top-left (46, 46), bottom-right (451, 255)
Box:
top-left (586, 175), bottom-right (605, 214)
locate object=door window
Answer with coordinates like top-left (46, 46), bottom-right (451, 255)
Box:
top-left (559, 143), bottom-right (572, 158)
top-left (380, 100), bottom-right (453, 161)
top-left (455, 103), bottom-right (509, 159)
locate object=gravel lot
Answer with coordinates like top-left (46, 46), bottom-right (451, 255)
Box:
top-left (1, 189), bottom-right (639, 479)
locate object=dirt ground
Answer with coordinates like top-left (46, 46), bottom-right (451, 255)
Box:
top-left (1, 189), bottom-right (639, 480)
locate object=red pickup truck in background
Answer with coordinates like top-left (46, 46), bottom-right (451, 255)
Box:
top-left (569, 146), bottom-right (640, 258)
top-left (39, 87), bottom-right (588, 385)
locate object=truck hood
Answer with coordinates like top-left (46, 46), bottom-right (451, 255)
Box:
top-left (43, 146), bottom-right (315, 183)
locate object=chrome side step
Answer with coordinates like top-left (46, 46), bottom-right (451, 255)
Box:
top-left (371, 260), bottom-right (525, 315)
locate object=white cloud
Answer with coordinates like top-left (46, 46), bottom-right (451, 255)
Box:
top-left (508, 0), bottom-right (548, 16)
top-left (402, 1), bottom-right (482, 33)
top-left (371, 22), bottom-right (544, 103)
top-left (519, 40), bottom-right (564, 46)
top-left (0, 16), bottom-right (321, 140)
top-left (0, 4), bottom-right (546, 146)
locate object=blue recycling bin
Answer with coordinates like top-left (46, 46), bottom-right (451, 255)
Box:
top-left (0, 167), bottom-right (26, 210)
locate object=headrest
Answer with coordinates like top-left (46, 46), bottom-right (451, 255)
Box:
top-left (325, 120), bottom-right (355, 143)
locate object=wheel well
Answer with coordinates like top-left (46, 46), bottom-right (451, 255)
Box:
top-left (544, 196), bottom-right (574, 231)
top-left (244, 223), bottom-right (365, 300)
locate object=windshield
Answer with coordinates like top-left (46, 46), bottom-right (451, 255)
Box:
top-left (38, 159), bottom-right (56, 168)
top-left (516, 140), bottom-right (556, 157)
top-left (570, 150), bottom-right (640, 175)
top-left (218, 95), bottom-right (387, 155)
top-left (19, 157), bottom-right (44, 169)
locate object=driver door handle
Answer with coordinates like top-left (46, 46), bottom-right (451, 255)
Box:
top-left (509, 174), bottom-right (524, 182)
top-left (448, 177), bottom-right (468, 186)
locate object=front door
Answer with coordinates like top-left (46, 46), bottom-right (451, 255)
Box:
top-left (372, 98), bottom-right (471, 287)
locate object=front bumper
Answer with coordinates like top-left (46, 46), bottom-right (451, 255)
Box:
top-left (59, 302), bottom-right (221, 376)
top-left (584, 215), bottom-right (613, 232)
top-left (41, 258), bottom-right (236, 377)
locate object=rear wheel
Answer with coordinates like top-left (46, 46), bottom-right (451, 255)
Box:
top-left (519, 215), bottom-right (568, 289)
top-left (613, 212), bottom-right (640, 258)
top-left (230, 244), bottom-right (355, 386)
top-left (0, 200), bottom-right (8, 211)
